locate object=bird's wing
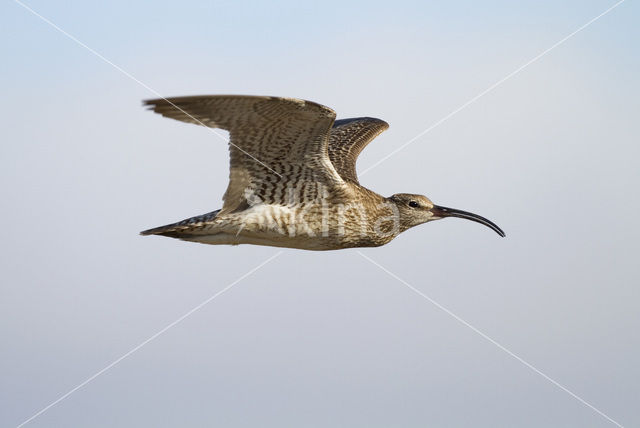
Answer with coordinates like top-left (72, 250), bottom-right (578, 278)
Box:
top-left (328, 117), bottom-right (389, 183)
top-left (144, 95), bottom-right (344, 212)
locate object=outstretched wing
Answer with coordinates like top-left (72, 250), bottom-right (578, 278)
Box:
top-left (328, 117), bottom-right (389, 183)
top-left (144, 95), bottom-right (344, 212)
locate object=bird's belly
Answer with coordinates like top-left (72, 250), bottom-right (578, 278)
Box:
top-left (209, 204), bottom-right (392, 250)
top-left (231, 204), bottom-right (332, 249)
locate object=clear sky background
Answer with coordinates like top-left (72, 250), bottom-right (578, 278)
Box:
top-left (1, 1), bottom-right (639, 427)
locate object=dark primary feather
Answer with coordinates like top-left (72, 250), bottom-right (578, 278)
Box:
top-left (328, 117), bottom-right (389, 183)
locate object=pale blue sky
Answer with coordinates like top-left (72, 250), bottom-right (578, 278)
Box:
top-left (1, 1), bottom-right (639, 427)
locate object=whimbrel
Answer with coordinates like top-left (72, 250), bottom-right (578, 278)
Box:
top-left (141, 95), bottom-right (504, 250)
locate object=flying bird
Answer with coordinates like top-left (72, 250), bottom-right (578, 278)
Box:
top-left (141, 95), bottom-right (504, 250)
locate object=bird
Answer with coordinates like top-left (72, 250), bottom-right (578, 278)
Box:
top-left (141, 95), bottom-right (504, 250)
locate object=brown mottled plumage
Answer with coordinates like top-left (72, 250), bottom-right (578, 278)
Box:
top-left (141, 95), bottom-right (504, 250)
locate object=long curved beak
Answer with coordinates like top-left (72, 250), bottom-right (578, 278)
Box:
top-left (431, 205), bottom-right (505, 237)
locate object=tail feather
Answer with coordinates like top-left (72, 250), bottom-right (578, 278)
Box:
top-left (140, 209), bottom-right (221, 237)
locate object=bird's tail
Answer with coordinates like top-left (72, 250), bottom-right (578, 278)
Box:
top-left (140, 209), bottom-right (221, 237)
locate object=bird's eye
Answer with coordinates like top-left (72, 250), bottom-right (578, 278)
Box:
top-left (408, 201), bottom-right (419, 208)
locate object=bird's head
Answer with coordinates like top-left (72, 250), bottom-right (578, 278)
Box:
top-left (388, 193), bottom-right (505, 237)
